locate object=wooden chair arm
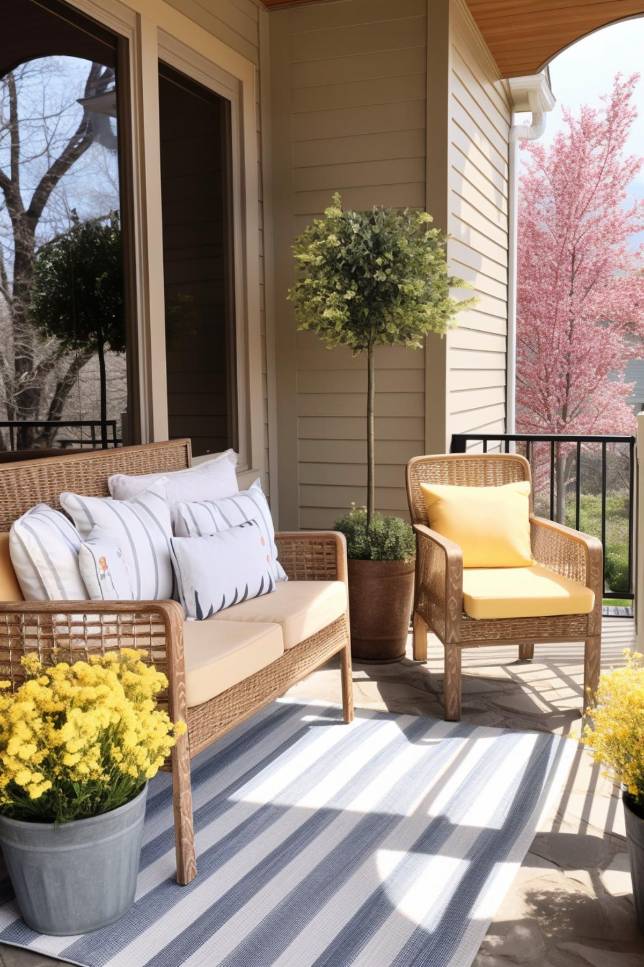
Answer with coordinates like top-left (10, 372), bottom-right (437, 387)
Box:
top-left (531, 517), bottom-right (603, 633)
top-left (413, 524), bottom-right (463, 642)
top-left (0, 599), bottom-right (187, 721)
top-left (276, 531), bottom-right (348, 583)
top-left (531, 517), bottom-right (602, 586)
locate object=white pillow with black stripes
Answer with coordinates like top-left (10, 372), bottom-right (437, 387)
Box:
top-left (173, 478), bottom-right (286, 583)
top-left (170, 521), bottom-right (276, 620)
top-left (9, 503), bottom-right (87, 601)
top-left (60, 480), bottom-right (173, 601)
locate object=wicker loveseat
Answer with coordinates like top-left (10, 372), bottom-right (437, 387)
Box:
top-left (406, 453), bottom-right (603, 722)
top-left (0, 439), bottom-right (353, 885)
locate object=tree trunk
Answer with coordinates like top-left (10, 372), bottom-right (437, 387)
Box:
top-left (555, 449), bottom-right (568, 524)
top-left (366, 342), bottom-right (375, 525)
top-left (41, 348), bottom-right (94, 446)
top-left (97, 337), bottom-right (108, 448)
top-left (12, 222), bottom-right (40, 448)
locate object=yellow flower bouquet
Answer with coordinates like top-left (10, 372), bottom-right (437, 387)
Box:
top-left (585, 650), bottom-right (644, 931)
top-left (0, 649), bottom-right (184, 824)
top-left (584, 650), bottom-right (644, 817)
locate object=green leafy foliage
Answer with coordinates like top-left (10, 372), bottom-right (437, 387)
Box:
top-left (30, 211), bottom-right (124, 355)
top-left (335, 506), bottom-right (415, 562)
top-left (565, 492), bottom-right (630, 594)
top-left (288, 193), bottom-right (471, 352)
top-left (605, 547), bottom-right (629, 594)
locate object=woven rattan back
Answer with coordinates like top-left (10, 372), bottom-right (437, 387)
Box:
top-left (406, 453), bottom-right (532, 526)
top-left (0, 439), bottom-right (192, 530)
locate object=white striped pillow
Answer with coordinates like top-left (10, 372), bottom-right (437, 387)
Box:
top-left (60, 481), bottom-right (173, 601)
top-left (174, 479), bottom-right (286, 582)
top-left (9, 504), bottom-right (87, 601)
top-left (78, 527), bottom-right (135, 601)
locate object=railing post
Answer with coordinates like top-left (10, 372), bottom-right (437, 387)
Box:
top-left (450, 434), bottom-right (466, 453)
top-left (636, 413), bottom-right (644, 646)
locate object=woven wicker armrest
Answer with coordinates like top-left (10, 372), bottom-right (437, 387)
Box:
top-left (530, 517), bottom-right (603, 591)
top-left (0, 599), bottom-right (186, 716)
top-left (413, 524), bottom-right (463, 641)
top-left (276, 531), bottom-right (348, 583)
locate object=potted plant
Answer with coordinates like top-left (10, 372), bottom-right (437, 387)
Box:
top-left (334, 505), bottom-right (415, 661)
top-left (585, 650), bottom-right (644, 931)
top-left (289, 193), bottom-right (470, 661)
top-left (0, 649), bottom-right (183, 935)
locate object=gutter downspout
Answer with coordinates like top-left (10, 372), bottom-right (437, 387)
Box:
top-left (507, 111), bottom-right (546, 433)
top-left (506, 72), bottom-right (555, 433)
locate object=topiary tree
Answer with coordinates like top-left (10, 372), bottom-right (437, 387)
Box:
top-left (289, 193), bottom-right (471, 523)
top-left (30, 212), bottom-right (124, 447)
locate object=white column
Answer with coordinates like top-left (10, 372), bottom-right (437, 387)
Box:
top-left (636, 413), bottom-right (644, 645)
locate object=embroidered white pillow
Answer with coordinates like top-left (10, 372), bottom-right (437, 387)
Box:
top-left (170, 522), bottom-right (275, 619)
top-left (60, 481), bottom-right (173, 601)
top-left (9, 504), bottom-right (87, 601)
top-left (108, 449), bottom-right (238, 505)
top-left (78, 527), bottom-right (135, 601)
top-left (174, 478), bottom-right (286, 582)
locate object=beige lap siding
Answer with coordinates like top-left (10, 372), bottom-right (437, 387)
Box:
top-left (270, 0), bottom-right (429, 530)
top-left (446, 0), bottom-right (511, 444)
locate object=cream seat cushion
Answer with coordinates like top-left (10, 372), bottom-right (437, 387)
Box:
top-left (0, 533), bottom-right (23, 601)
top-left (183, 619), bottom-right (284, 707)
top-left (462, 564), bottom-right (595, 621)
top-left (213, 580), bottom-right (347, 649)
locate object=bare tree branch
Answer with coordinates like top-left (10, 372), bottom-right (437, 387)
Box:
top-left (27, 63), bottom-right (107, 223)
top-left (45, 347), bottom-right (94, 428)
top-left (7, 73), bottom-right (20, 188)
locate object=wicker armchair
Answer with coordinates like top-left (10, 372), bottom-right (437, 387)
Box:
top-left (0, 440), bottom-right (353, 886)
top-left (406, 453), bottom-right (602, 721)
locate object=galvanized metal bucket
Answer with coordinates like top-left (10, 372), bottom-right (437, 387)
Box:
top-left (624, 793), bottom-right (644, 933)
top-left (0, 785), bottom-right (147, 935)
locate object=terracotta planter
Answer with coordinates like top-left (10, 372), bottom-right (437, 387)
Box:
top-left (624, 793), bottom-right (644, 933)
top-left (347, 558), bottom-right (415, 662)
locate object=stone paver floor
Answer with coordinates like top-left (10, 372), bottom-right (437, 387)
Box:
top-left (2, 617), bottom-right (643, 967)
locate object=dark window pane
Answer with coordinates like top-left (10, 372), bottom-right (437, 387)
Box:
top-left (0, 0), bottom-right (130, 454)
top-left (159, 62), bottom-right (236, 458)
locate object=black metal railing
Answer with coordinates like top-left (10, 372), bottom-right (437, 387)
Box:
top-left (0, 420), bottom-right (120, 451)
top-left (450, 432), bottom-right (636, 610)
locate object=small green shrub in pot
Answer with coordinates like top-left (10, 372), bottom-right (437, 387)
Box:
top-left (336, 506), bottom-right (415, 562)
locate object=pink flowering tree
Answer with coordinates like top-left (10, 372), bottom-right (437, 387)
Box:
top-left (516, 74), bottom-right (644, 519)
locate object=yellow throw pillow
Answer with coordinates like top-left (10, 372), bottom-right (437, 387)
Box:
top-left (420, 480), bottom-right (533, 568)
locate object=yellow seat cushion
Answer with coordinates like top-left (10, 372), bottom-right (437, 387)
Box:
top-left (183, 619), bottom-right (284, 708)
top-left (0, 533), bottom-right (23, 601)
top-left (462, 565), bottom-right (595, 620)
top-left (421, 481), bottom-right (533, 568)
top-left (213, 580), bottom-right (348, 649)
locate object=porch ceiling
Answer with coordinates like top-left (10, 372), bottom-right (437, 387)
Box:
top-left (465, 0), bottom-right (644, 76)
top-left (261, 0), bottom-right (644, 78)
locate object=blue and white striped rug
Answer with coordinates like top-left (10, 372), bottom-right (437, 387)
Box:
top-left (0, 701), bottom-right (574, 967)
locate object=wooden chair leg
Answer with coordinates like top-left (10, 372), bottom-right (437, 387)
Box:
top-left (583, 634), bottom-right (601, 714)
top-left (341, 639), bottom-right (354, 723)
top-left (444, 644), bottom-right (462, 722)
top-left (518, 643), bottom-right (535, 661)
top-left (172, 731), bottom-right (197, 885)
top-left (413, 611), bottom-right (428, 662)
